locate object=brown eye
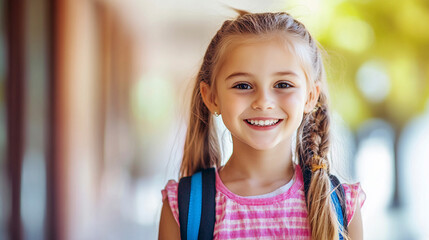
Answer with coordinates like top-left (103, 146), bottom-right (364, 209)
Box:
top-left (233, 83), bottom-right (252, 90)
top-left (275, 82), bottom-right (292, 88)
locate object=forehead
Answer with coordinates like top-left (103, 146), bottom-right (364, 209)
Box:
top-left (216, 34), bottom-right (307, 81)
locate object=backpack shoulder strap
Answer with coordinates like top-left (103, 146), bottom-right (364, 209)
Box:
top-left (301, 166), bottom-right (348, 237)
top-left (178, 174), bottom-right (192, 240)
top-left (330, 174), bottom-right (348, 232)
top-left (178, 168), bottom-right (216, 240)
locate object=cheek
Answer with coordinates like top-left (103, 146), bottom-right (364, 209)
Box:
top-left (279, 95), bottom-right (306, 129)
top-left (218, 92), bottom-right (247, 112)
top-left (221, 98), bottom-right (247, 119)
top-left (278, 92), bottom-right (307, 113)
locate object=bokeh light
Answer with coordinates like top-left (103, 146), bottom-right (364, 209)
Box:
top-left (356, 60), bottom-right (390, 103)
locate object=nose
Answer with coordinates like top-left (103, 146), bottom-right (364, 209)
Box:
top-left (251, 90), bottom-right (275, 110)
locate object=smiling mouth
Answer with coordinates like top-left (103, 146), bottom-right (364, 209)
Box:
top-left (244, 119), bottom-right (282, 127)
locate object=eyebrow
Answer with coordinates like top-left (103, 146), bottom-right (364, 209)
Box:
top-left (225, 71), bottom-right (299, 81)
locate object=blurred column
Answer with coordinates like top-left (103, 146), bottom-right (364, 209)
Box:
top-left (20, 0), bottom-right (49, 239)
top-left (5, 0), bottom-right (25, 240)
top-left (355, 119), bottom-right (400, 239)
top-left (0, 2), bottom-right (7, 240)
top-left (46, 0), bottom-right (64, 239)
top-left (399, 104), bottom-right (429, 239)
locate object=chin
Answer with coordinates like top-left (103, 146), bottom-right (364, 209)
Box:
top-left (248, 141), bottom-right (280, 151)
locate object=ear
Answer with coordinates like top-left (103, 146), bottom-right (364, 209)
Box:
top-left (304, 82), bottom-right (321, 114)
top-left (200, 81), bottom-right (219, 114)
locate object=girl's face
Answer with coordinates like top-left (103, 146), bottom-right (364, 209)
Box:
top-left (212, 37), bottom-right (318, 151)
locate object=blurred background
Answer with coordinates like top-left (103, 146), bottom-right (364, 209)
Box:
top-left (1, 0), bottom-right (429, 239)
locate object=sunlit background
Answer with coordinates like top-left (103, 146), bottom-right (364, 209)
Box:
top-left (1, 0), bottom-right (429, 239)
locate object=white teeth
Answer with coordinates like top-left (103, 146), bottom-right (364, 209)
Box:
top-left (247, 119), bottom-right (279, 126)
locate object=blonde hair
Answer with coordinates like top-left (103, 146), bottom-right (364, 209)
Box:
top-left (180, 10), bottom-right (349, 240)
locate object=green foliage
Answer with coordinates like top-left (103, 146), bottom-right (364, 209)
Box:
top-left (288, 0), bottom-right (429, 129)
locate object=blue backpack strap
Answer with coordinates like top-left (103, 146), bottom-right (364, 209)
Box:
top-left (199, 168), bottom-right (216, 239)
top-left (178, 174), bottom-right (192, 240)
top-left (330, 175), bottom-right (348, 230)
top-left (330, 175), bottom-right (348, 239)
top-left (178, 168), bottom-right (216, 240)
top-left (187, 171), bottom-right (203, 240)
top-left (301, 166), bottom-right (348, 238)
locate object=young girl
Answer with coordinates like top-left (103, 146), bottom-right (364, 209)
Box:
top-left (159, 11), bottom-right (365, 240)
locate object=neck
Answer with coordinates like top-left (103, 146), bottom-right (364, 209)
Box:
top-left (222, 136), bottom-right (295, 184)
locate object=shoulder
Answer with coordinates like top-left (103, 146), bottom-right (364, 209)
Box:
top-left (341, 182), bottom-right (366, 226)
top-left (159, 180), bottom-right (180, 240)
top-left (162, 179), bottom-right (179, 198)
top-left (161, 180), bottom-right (179, 225)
